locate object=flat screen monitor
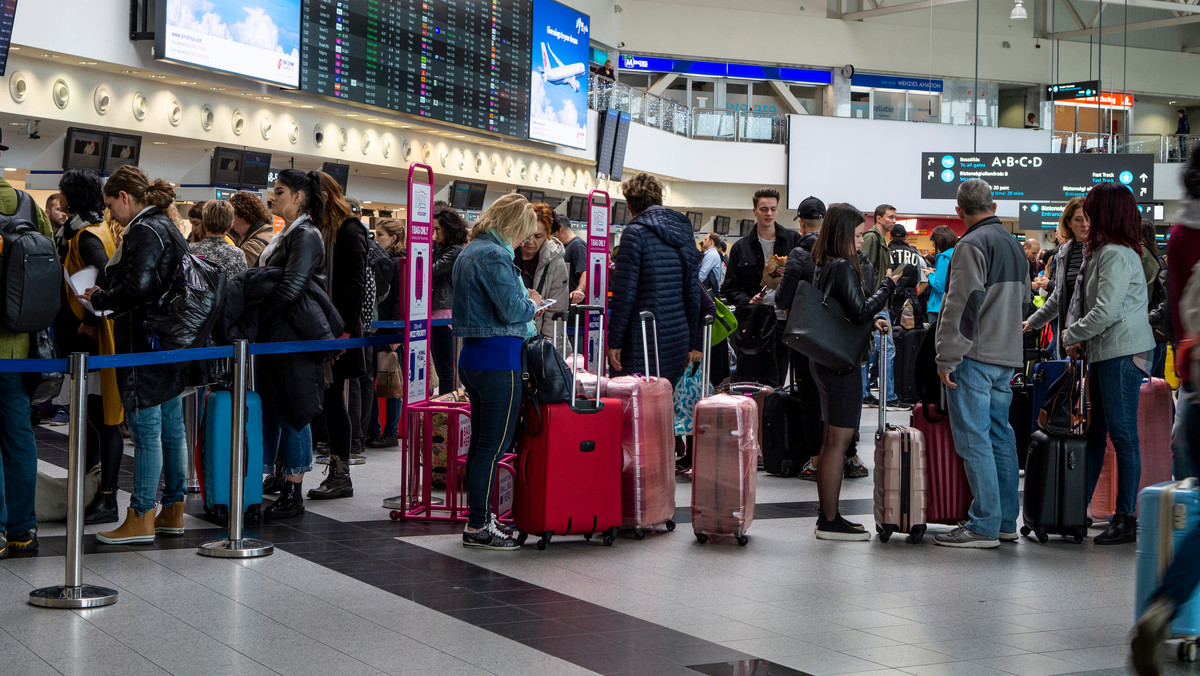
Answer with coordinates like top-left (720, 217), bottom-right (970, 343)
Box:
top-left (713, 215), bottom-right (730, 236)
top-left (467, 182), bottom-right (488, 211)
top-left (0, 0), bottom-right (17, 77)
top-left (597, 108), bottom-right (620, 177)
top-left (321, 162), bottom-right (349, 192)
top-left (241, 151), bottom-right (273, 188)
top-left (610, 111), bottom-right (632, 181)
top-left (611, 201), bottom-right (629, 225)
top-left (101, 133), bottom-right (142, 175)
top-left (517, 188), bottom-right (546, 204)
top-left (62, 127), bottom-right (107, 172)
top-left (567, 196), bottom-right (587, 222)
top-left (686, 211), bottom-right (703, 233)
top-left (738, 219), bottom-right (755, 235)
top-left (211, 147), bottom-right (244, 186)
top-left (155, 0), bottom-right (301, 88)
top-left (449, 182), bottom-right (472, 210)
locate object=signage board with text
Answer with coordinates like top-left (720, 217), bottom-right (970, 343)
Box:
top-left (921, 152), bottom-right (1155, 202)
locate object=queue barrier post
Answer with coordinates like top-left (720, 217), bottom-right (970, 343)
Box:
top-left (198, 340), bottom-right (274, 559)
top-left (184, 387), bottom-right (201, 493)
top-left (29, 352), bottom-right (119, 609)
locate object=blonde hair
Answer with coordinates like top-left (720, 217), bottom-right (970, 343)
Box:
top-left (470, 193), bottom-right (537, 244)
top-left (375, 218), bottom-right (406, 254)
top-left (1058, 196), bottom-right (1086, 242)
top-left (201, 200), bottom-right (235, 236)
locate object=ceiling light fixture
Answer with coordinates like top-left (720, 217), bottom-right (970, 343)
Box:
top-left (1010, 0), bottom-right (1027, 20)
top-left (299, 104), bottom-right (314, 108)
top-left (179, 81), bottom-right (197, 85)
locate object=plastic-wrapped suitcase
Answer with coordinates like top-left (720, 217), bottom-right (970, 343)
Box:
top-left (911, 400), bottom-right (972, 526)
top-left (1136, 479), bottom-right (1200, 661)
top-left (198, 389), bottom-right (264, 521)
top-left (606, 311), bottom-right (677, 537)
top-left (873, 332), bottom-right (928, 543)
top-left (1090, 377), bottom-right (1175, 520)
top-left (692, 318), bottom-right (760, 546)
top-left (1022, 360), bottom-right (1088, 544)
top-left (514, 306), bottom-right (623, 549)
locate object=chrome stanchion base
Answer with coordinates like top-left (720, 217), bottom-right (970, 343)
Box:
top-left (197, 538), bottom-right (274, 558)
top-left (186, 479), bottom-right (201, 493)
top-left (382, 495), bottom-right (405, 510)
top-left (29, 584), bottom-right (118, 609)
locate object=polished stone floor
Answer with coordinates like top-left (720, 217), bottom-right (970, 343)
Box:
top-left (4, 408), bottom-right (1196, 676)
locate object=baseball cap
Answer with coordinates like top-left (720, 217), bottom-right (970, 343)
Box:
top-left (891, 224), bottom-right (908, 238)
top-left (0, 128), bottom-right (8, 152)
top-left (345, 195), bottom-right (362, 214)
top-left (794, 196), bottom-right (826, 220)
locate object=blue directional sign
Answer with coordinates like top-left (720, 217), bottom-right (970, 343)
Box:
top-left (1019, 202), bottom-right (1068, 230)
top-left (921, 152), bottom-right (1155, 201)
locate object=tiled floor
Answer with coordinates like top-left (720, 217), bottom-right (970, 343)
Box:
top-left (6, 409), bottom-right (1200, 675)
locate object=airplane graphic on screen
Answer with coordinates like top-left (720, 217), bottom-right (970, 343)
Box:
top-left (539, 43), bottom-right (585, 92)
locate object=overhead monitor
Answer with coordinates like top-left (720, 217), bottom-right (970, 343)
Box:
top-left (211, 147), bottom-right (245, 186)
top-left (611, 201), bottom-right (629, 225)
top-left (300, 0), bottom-right (533, 139)
top-left (610, 111), bottom-right (632, 181)
top-left (529, 0), bottom-right (589, 149)
top-left (713, 215), bottom-right (730, 236)
top-left (242, 151), bottom-right (273, 188)
top-left (450, 181), bottom-right (472, 210)
top-left (686, 211), bottom-right (703, 232)
top-left (567, 195), bottom-right (587, 221)
top-left (0, 0), bottom-right (17, 77)
top-left (321, 162), bottom-right (349, 192)
top-left (738, 218), bottom-right (754, 235)
top-left (517, 188), bottom-right (546, 204)
top-left (61, 127), bottom-right (106, 172)
top-left (101, 133), bottom-right (142, 175)
top-left (467, 182), bottom-right (488, 211)
top-left (596, 108), bottom-right (619, 176)
top-left (155, 0), bottom-right (301, 88)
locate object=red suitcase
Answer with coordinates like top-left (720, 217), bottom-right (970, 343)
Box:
top-left (911, 402), bottom-right (972, 525)
top-left (514, 307), bottom-right (623, 549)
top-left (1090, 377), bottom-right (1175, 520)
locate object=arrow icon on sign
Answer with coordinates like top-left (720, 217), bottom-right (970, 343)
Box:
top-left (1022, 205), bottom-right (1028, 211)
top-left (1140, 187), bottom-right (1147, 197)
top-left (928, 157), bottom-right (934, 166)
top-left (927, 171), bottom-right (934, 180)
top-left (1140, 173), bottom-right (1148, 182)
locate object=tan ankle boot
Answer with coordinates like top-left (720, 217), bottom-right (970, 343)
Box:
top-left (96, 507), bottom-right (155, 544)
top-left (154, 502), bottom-right (185, 535)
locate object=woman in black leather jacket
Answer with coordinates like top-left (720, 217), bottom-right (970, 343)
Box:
top-left (809, 203), bottom-right (900, 541)
top-left (83, 166), bottom-right (190, 544)
top-left (430, 205), bottom-right (467, 395)
top-left (257, 169), bottom-right (328, 518)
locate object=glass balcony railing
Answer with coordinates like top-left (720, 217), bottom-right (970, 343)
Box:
top-left (1051, 132), bottom-right (1199, 163)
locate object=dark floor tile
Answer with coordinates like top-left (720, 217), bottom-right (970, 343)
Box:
top-left (688, 659), bottom-right (813, 676)
top-left (562, 613), bottom-right (664, 633)
top-left (417, 592), bottom-right (507, 613)
top-left (516, 632), bottom-right (629, 657)
top-left (304, 549), bottom-right (374, 565)
top-left (482, 587), bottom-right (576, 605)
top-left (643, 644), bottom-right (755, 667)
top-left (484, 619), bottom-right (587, 641)
top-left (349, 569), bottom-right (429, 587)
top-left (602, 627), bottom-right (713, 650)
top-left (523, 600), bottom-right (618, 620)
top-left (561, 649), bottom-right (685, 675)
top-left (445, 604), bottom-right (541, 626)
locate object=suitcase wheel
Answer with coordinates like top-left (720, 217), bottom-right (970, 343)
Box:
top-left (603, 528), bottom-right (618, 546)
top-left (389, 511), bottom-right (402, 521)
top-left (736, 535), bottom-right (748, 546)
top-left (537, 531), bottom-right (552, 550)
top-left (583, 533), bottom-right (592, 542)
top-left (907, 525), bottom-right (925, 545)
top-left (1178, 640), bottom-right (1198, 662)
top-left (877, 525), bottom-right (892, 543)
top-left (666, 520), bottom-right (676, 532)
top-left (695, 533), bottom-right (709, 544)
top-left (1035, 529), bottom-right (1048, 544)
top-left (516, 531), bottom-right (528, 546)
top-left (633, 528), bottom-right (645, 541)
top-left (245, 505), bottom-right (260, 524)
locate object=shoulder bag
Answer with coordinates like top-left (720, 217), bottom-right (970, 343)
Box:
top-left (781, 278), bottom-right (871, 374)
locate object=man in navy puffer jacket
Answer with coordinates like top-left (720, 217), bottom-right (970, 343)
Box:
top-left (607, 173), bottom-right (702, 384)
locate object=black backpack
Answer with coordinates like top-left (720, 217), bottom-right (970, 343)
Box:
top-left (0, 191), bottom-right (61, 332)
top-left (142, 223), bottom-right (227, 351)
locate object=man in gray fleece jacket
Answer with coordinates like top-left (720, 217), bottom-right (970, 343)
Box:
top-left (934, 179), bottom-right (1027, 548)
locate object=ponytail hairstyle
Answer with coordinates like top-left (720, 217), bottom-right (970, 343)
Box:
top-left (103, 165), bottom-right (185, 232)
top-left (375, 218), bottom-right (407, 255)
top-left (276, 168), bottom-right (324, 229)
top-left (315, 170), bottom-right (353, 242)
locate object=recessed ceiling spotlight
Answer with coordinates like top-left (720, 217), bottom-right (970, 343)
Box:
top-left (367, 118), bottom-right (378, 121)
top-left (123, 70), bottom-right (137, 74)
top-left (280, 101), bottom-right (292, 105)
top-left (255, 95), bottom-right (271, 100)
top-left (299, 104), bottom-right (314, 108)
top-left (400, 125), bottom-right (410, 128)
top-left (152, 141), bottom-right (168, 145)
top-left (79, 61), bottom-right (97, 65)
top-left (210, 87), bottom-right (226, 91)
top-left (179, 81), bottom-right (197, 85)
top-left (346, 113), bottom-right (358, 117)
top-left (148, 74), bottom-right (166, 79)
top-left (3, 167), bottom-right (17, 172)
top-left (42, 54), bottom-right (58, 58)
top-left (362, 200), bottom-right (373, 204)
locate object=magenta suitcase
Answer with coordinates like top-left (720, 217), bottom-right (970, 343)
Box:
top-left (911, 403), bottom-right (972, 525)
top-left (1091, 377), bottom-right (1175, 520)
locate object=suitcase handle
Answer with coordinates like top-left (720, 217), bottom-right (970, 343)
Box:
top-left (568, 306), bottom-right (606, 414)
top-left (878, 329), bottom-right (890, 433)
top-left (700, 316), bottom-right (714, 399)
top-left (637, 311), bottom-right (661, 381)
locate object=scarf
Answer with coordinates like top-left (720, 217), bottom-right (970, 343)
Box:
top-left (257, 213), bottom-right (308, 267)
top-left (1065, 252), bottom-right (1089, 329)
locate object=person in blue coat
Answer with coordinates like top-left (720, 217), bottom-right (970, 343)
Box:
top-left (607, 173), bottom-right (702, 384)
top-left (925, 225), bottom-right (958, 325)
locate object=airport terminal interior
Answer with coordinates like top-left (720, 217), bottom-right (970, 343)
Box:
top-left (4, 0), bottom-right (1200, 674)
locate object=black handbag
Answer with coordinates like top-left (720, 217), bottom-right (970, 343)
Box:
top-left (25, 327), bottom-right (64, 404)
top-left (521, 334), bottom-right (572, 404)
top-left (733, 303), bottom-right (776, 355)
top-left (781, 282), bottom-right (871, 374)
top-left (1038, 359), bottom-right (1089, 435)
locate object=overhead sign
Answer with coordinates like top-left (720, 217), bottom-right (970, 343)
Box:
top-left (1048, 80), bottom-right (1099, 101)
top-left (852, 74), bottom-right (943, 93)
top-left (1060, 92), bottom-right (1134, 109)
top-left (1018, 202), bottom-right (1068, 230)
top-left (920, 152), bottom-right (1155, 202)
top-left (619, 54), bottom-right (831, 85)
top-left (1138, 202), bottom-right (1165, 221)
top-left (583, 190), bottom-right (611, 367)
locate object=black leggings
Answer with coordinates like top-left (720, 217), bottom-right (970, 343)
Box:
top-left (323, 378), bottom-right (352, 462)
top-left (83, 394), bottom-right (125, 493)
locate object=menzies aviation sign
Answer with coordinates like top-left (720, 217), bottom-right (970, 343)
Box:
top-left (920, 153), bottom-right (1155, 202)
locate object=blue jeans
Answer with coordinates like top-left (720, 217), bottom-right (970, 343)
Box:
top-left (128, 394), bottom-right (187, 515)
top-left (1085, 356), bottom-right (1143, 516)
top-left (263, 404), bottom-right (313, 476)
top-left (370, 397), bottom-right (400, 438)
top-left (862, 329), bottom-right (896, 402)
top-left (946, 358), bottom-right (1020, 538)
top-left (0, 373), bottom-right (36, 535)
top-left (1158, 385), bottom-right (1200, 608)
top-left (459, 368), bottom-right (521, 528)
top-left (1151, 343), bottom-right (1168, 380)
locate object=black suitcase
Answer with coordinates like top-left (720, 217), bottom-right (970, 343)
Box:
top-left (1009, 374), bottom-right (1033, 471)
top-left (893, 327), bottom-right (926, 404)
top-left (1021, 430), bottom-right (1088, 543)
top-left (761, 387), bottom-right (806, 476)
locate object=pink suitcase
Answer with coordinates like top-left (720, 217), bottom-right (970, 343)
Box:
top-left (873, 333), bottom-right (927, 543)
top-left (911, 402), bottom-right (972, 525)
top-left (1090, 377), bottom-right (1175, 520)
top-left (691, 318), bottom-right (760, 546)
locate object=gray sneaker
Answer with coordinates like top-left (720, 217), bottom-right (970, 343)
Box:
top-left (934, 526), bottom-right (1000, 549)
top-left (1131, 597), bottom-right (1175, 676)
top-left (958, 521), bottom-right (1018, 542)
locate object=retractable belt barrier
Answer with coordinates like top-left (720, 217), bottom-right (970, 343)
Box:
top-left (16, 320), bottom-right (447, 609)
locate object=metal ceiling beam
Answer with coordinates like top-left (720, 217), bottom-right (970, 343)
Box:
top-left (841, 0), bottom-right (968, 22)
top-left (1069, 0), bottom-right (1200, 12)
top-left (1047, 11), bottom-right (1200, 38)
top-left (1062, 1), bottom-right (1090, 30)
top-left (1185, 43), bottom-right (1200, 52)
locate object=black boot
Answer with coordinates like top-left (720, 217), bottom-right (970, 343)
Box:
top-left (307, 456), bottom-right (354, 500)
top-left (83, 492), bottom-right (119, 525)
top-left (263, 470), bottom-right (286, 496)
top-left (264, 480), bottom-right (305, 518)
top-left (1095, 513), bottom-right (1137, 545)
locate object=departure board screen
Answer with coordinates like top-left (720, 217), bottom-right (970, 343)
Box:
top-left (301, 0), bottom-right (533, 139)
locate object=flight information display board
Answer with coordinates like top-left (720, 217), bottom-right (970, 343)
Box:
top-left (301, 0), bottom-right (533, 138)
top-left (921, 152), bottom-right (1155, 202)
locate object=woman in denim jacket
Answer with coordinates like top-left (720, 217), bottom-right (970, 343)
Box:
top-left (453, 194), bottom-right (544, 550)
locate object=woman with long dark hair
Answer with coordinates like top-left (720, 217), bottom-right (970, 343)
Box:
top-left (431, 205), bottom-right (468, 395)
top-left (808, 204), bottom-right (900, 540)
top-left (1062, 182), bottom-right (1156, 545)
